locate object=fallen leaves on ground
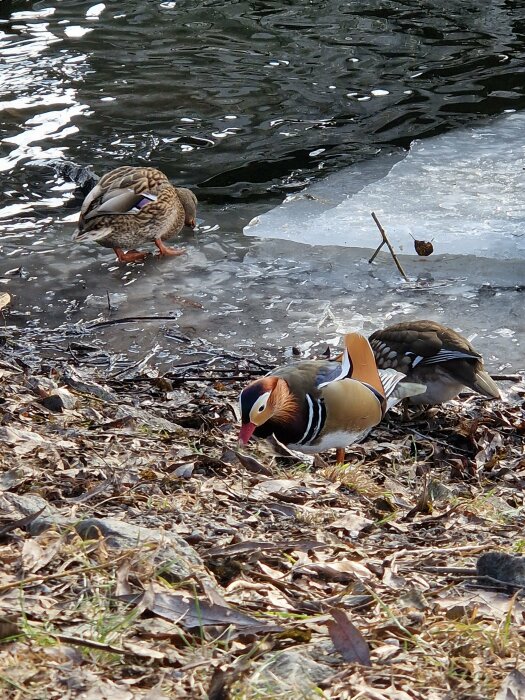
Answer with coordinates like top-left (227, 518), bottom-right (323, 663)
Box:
top-left (0, 347), bottom-right (523, 699)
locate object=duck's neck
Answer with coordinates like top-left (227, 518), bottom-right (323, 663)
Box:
top-left (254, 394), bottom-right (319, 447)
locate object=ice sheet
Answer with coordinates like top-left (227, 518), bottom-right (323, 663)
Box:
top-left (245, 112), bottom-right (525, 259)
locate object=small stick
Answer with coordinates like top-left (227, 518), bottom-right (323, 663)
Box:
top-left (370, 212), bottom-right (409, 281)
top-left (490, 374), bottom-right (522, 382)
top-left (0, 551), bottom-right (135, 594)
top-left (420, 566), bottom-right (476, 575)
top-left (368, 240), bottom-right (386, 264)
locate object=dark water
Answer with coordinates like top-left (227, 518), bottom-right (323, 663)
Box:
top-left (1, 0), bottom-right (524, 368)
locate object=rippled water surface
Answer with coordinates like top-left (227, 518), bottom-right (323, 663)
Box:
top-left (1, 0), bottom-right (524, 368)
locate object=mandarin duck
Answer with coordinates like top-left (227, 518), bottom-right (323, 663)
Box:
top-left (369, 320), bottom-right (500, 406)
top-left (73, 166), bottom-right (197, 262)
top-left (239, 332), bottom-right (425, 463)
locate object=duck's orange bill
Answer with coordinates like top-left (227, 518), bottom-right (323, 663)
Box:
top-left (239, 422), bottom-right (256, 445)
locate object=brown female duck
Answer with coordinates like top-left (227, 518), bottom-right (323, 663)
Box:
top-left (73, 166), bottom-right (197, 262)
top-left (369, 320), bottom-right (500, 405)
top-left (239, 332), bottom-right (425, 463)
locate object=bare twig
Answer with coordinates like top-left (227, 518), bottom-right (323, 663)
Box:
top-left (0, 551), bottom-right (137, 594)
top-left (86, 316), bottom-right (190, 339)
top-left (370, 212), bottom-right (409, 281)
top-left (48, 634), bottom-right (131, 655)
top-left (420, 566), bottom-right (476, 575)
top-left (368, 240), bottom-right (386, 264)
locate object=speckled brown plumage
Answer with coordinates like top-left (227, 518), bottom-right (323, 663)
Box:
top-left (73, 166), bottom-right (197, 262)
top-left (369, 320), bottom-right (500, 406)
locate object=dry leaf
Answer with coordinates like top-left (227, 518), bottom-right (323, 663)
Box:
top-left (326, 608), bottom-right (371, 666)
top-left (115, 559), bottom-right (133, 597)
top-left (328, 512), bottom-right (373, 536)
top-left (234, 451), bottom-right (273, 476)
top-left (128, 589), bottom-right (283, 634)
top-left (495, 669), bottom-right (525, 700)
top-left (294, 559), bottom-right (374, 583)
top-left (0, 506), bottom-right (46, 541)
top-left (0, 616), bottom-right (20, 640)
top-left (0, 292), bottom-right (11, 311)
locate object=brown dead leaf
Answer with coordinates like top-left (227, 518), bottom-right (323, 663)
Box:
top-left (328, 512), bottom-right (373, 536)
top-left (404, 473), bottom-right (432, 519)
top-left (294, 559), bottom-right (375, 583)
top-left (234, 451), bottom-right (273, 476)
top-left (0, 292), bottom-right (11, 311)
top-left (173, 462), bottom-right (195, 478)
top-left (115, 558), bottom-right (133, 597)
top-left (0, 506), bottom-right (46, 541)
top-left (435, 590), bottom-right (525, 622)
top-left (0, 616), bottom-right (20, 640)
top-left (207, 668), bottom-right (230, 700)
top-left (326, 608), bottom-right (371, 666)
top-left (126, 589), bottom-right (284, 634)
top-left (0, 426), bottom-right (76, 455)
top-left (206, 539), bottom-right (325, 557)
top-left (76, 679), bottom-right (134, 700)
top-left (496, 669), bottom-right (525, 700)
top-left (251, 478), bottom-right (312, 503)
top-left (143, 686), bottom-right (171, 700)
top-left (120, 641), bottom-right (166, 660)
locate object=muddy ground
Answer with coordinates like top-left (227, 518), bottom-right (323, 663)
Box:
top-left (0, 324), bottom-right (524, 700)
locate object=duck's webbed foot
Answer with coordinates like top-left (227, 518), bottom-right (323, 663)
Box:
top-left (154, 238), bottom-right (186, 257)
top-left (114, 248), bottom-right (148, 263)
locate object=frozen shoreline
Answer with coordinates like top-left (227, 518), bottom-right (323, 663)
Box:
top-left (245, 113), bottom-right (525, 260)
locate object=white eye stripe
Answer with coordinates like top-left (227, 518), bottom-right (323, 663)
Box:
top-left (250, 391), bottom-right (272, 419)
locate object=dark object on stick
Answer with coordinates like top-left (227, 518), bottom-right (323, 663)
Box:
top-left (476, 552), bottom-right (525, 588)
top-left (413, 239), bottom-right (434, 256)
top-left (369, 212), bottom-right (409, 281)
top-left (409, 232), bottom-right (434, 256)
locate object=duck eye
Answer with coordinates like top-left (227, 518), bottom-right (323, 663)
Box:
top-left (258, 404), bottom-right (265, 412)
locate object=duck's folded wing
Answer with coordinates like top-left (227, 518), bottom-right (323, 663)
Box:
top-left (82, 189), bottom-right (157, 221)
top-left (415, 347), bottom-right (480, 366)
top-left (315, 359), bottom-right (350, 388)
top-left (371, 327), bottom-right (481, 370)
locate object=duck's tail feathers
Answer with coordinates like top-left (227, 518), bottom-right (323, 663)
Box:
top-left (342, 332), bottom-right (386, 398)
top-left (472, 370), bottom-right (501, 399)
top-left (378, 368), bottom-right (427, 411)
top-left (72, 226), bottom-right (113, 243)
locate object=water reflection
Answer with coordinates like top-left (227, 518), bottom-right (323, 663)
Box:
top-left (0, 0), bottom-right (524, 368)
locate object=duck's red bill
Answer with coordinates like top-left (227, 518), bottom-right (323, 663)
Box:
top-left (239, 422), bottom-right (256, 445)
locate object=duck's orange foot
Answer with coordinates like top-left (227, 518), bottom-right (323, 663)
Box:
top-left (335, 448), bottom-right (346, 465)
top-left (154, 238), bottom-right (186, 257)
top-left (114, 248), bottom-right (148, 263)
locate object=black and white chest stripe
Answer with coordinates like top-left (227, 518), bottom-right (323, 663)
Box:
top-left (298, 394), bottom-right (327, 445)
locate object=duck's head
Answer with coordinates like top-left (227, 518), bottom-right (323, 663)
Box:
top-left (239, 376), bottom-right (294, 444)
top-left (178, 188), bottom-right (198, 228)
